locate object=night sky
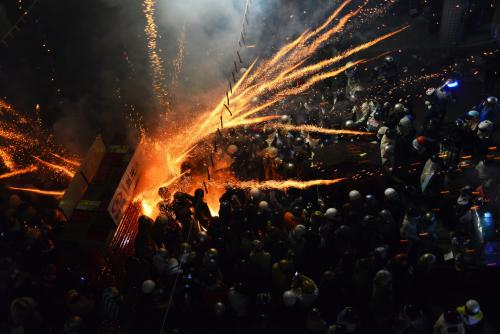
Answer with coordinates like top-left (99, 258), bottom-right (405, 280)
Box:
top-left (0, 0), bottom-right (153, 150)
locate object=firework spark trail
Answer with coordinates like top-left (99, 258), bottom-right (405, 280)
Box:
top-left (275, 59), bottom-right (367, 98)
top-left (49, 152), bottom-right (81, 167)
top-left (0, 165), bottom-right (37, 180)
top-left (239, 25), bottom-right (406, 101)
top-left (214, 18), bottom-right (407, 130)
top-left (283, 26), bottom-right (409, 84)
top-left (299, 1), bottom-right (367, 59)
top-left (0, 128), bottom-right (31, 142)
top-left (136, 3), bottom-right (408, 215)
top-left (33, 156), bottom-right (75, 178)
top-left (233, 178), bottom-right (347, 190)
top-left (0, 148), bottom-right (15, 170)
top-left (8, 186), bottom-right (65, 197)
top-left (273, 124), bottom-right (373, 136)
top-left (171, 26), bottom-right (186, 91)
top-left (143, 0), bottom-right (169, 109)
top-left (248, 0), bottom-right (361, 85)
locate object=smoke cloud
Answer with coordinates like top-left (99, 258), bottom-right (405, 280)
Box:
top-left (51, 0), bottom-right (340, 148)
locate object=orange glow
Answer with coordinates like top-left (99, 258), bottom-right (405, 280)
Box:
top-left (8, 186), bottom-right (65, 197)
top-left (273, 123), bottom-right (373, 136)
top-left (233, 178), bottom-right (347, 190)
top-left (134, 4), bottom-right (407, 218)
top-left (0, 128), bottom-right (29, 142)
top-left (0, 165), bottom-right (37, 180)
top-left (0, 148), bottom-right (15, 170)
top-left (49, 152), bottom-right (81, 167)
top-left (33, 156), bottom-right (75, 178)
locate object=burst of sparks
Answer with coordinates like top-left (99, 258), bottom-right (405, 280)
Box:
top-left (0, 165), bottom-right (38, 180)
top-left (8, 186), bottom-right (65, 197)
top-left (135, 0), bottom-right (408, 215)
top-left (143, 0), bottom-right (170, 110)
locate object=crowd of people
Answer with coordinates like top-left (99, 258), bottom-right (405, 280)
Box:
top-left (0, 54), bottom-right (499, 334)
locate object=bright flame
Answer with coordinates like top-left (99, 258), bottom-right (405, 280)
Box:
top-left (8, 186), bottom-right (65, 197)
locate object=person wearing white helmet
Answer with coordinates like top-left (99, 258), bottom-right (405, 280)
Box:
top-left (477, 120), bottom-right (494, 140)
top-left (349, 190), bottom-right (362, 202)
top-left (258, 201), bottom-right (270, 211)
top-left (377, 126), bottom-right (389, 141)
top-left (355, 100), bottom-right (376, 126)
top-left (384, 188), bottom-right (398, 200)
top-left (249, 187), bottom-right (261, 201)
top-left (324, 207), bottom-right (339, 221)
top-left (457, 299), bottom-right (483, 327)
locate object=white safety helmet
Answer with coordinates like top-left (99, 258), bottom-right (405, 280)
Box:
top-left (324, 208), bottom-right (339, 220)
top-left (250, 187), bottom-right (261, 200)
top-left (477, 120), bottom-right (494, 139)
top-left (349, 190), bottom-right (362, 201)
top-left (258, 201), bottom-right (269, 210)
top-left (384, 188), bottom-right (398, 200)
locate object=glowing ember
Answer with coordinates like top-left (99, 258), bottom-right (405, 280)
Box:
top-left (0, 148), bottom-right (16, 170)
top-left (273, 124), bottom-right (373, 136)
top-left (49, 152), bottom-right (81, 167)
top-left (0, 127), bottom-right (31, 142)
top-left (33, 156), bottom-right (76, 179)
top-left (233, 178), bottom-right (348, 190)
top-left (0, 165), bottom-right (38, 180)
top-left (8, 186), bottom-right (65, 197)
